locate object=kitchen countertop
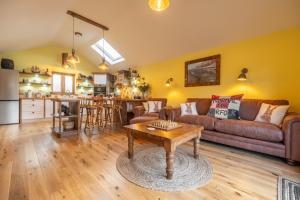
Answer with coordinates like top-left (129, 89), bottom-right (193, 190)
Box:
top-left (19, 97), bottom-right (51, 100)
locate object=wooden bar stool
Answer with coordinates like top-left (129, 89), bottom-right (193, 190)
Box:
top-left (94, 96), bottom-right (105, 129)
top-left (103, 98), bottom-right (113, 128)
top-left (79, 98), bottom-right (93, 129)
top-left (103, 98), bottom-right (123, 128)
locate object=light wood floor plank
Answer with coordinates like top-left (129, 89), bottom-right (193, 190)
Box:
top-left (0, 120), bottom-right (299, 200)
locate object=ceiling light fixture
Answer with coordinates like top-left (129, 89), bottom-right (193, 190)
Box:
top-left (149, 0), bottom-right (170, 11)
top-left (66, 16), bottom-right (80, 65)
top-left (98, 29), bottom-right (109, 70)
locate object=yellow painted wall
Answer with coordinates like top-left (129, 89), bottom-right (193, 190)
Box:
top-left (138, 27), bottom-right (300, 112)
top-left (0, 44), bottom-right (99, 94)
top-left (0, 44), bottom-right (98, 75)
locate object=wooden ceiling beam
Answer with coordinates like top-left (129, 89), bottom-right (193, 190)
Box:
top-left (66, 10), bottom-right (109, 31)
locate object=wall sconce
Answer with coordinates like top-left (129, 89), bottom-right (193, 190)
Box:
top-left (165, 78), bottom-right (173, 87)
top-left (238, 68), bottom-right (248, 81)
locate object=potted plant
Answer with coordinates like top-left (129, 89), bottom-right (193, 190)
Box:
top-left (138, 80), bottom-right (150, 99)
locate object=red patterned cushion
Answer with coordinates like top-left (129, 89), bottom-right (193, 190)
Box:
top-left (208, 94), bottom-right (243, 119)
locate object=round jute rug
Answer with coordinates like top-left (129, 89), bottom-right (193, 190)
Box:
top-left (116, 145), bottom-right (213, 192)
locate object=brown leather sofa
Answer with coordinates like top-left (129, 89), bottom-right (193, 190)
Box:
top-left (130, 98), bottom-right (167, 124)
top-left (166, 98), bottom-right (300, 165)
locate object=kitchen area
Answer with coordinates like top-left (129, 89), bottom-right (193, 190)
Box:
top-left (0, 60), bottom-right (150, 131)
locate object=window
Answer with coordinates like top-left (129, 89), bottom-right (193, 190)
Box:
top-left (91, 39), bottom-right (125, 65)
top-left (52, 72), bottom-right (75, 94)
top-left (52, 74), bottom-right (62, 93)
top-left (64, 75), bottom-right (74, 93)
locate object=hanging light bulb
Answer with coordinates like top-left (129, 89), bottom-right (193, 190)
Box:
top-left (67, 16), bottom-right (80, 64)
top-left (98, 29), bottom-right (109, 70)
top-left (149, 0), bottom-right (170, 11)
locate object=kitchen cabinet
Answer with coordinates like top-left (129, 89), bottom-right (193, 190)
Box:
top-left (45, 99), bottom-right (54, 118)
top-left (20, 98), bottom-right (72, 122)
top-left (21, 99), bottom-right (44, 120)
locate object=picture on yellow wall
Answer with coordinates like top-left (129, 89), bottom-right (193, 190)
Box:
top-left (185, 54), bottom-right (220, 87)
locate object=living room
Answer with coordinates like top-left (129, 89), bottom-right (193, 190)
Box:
top-left (0, 0), bottom-right (299, 200)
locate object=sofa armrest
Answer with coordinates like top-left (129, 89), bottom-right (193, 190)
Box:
top-left (164, 107), bottom-right (181, 121)
top-left (133, 106), bottom-right (145, 117)
top-left (282, 113), bottom-right (300, 162)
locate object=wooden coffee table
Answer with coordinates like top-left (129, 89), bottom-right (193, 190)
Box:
top-left (123, 121), bottom-right (203, 180)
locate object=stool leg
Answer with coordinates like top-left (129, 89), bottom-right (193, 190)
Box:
top-left (98, 108), bottom-right (103, 129)
top-left (108, 108), bottom-right (113, 128)
top-left (118, 108), bottom-right (122, 126)
top-left (84, 109), bottom-right (89, 133)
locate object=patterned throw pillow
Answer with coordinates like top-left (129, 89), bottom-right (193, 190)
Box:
top-left (255, 103), bottom-right (289, 126)
top-left (148, 101), bottom-right (162, 113)
top-left (208, 95), bottom-right (243, 119)
top-left (180, 102), bottom-right (198, 116)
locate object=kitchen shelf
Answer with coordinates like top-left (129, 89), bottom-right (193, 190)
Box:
top-left (51, 98), bottom-right (80, 138)
top-left (19, 82), bottom-right (52, 86)
top-left (76, 78), bottom-right (93, 82)
top-left (20, 72), bottom-right (52, 77)
top-left (52, 127), bottom-right (78, 138)
top-left (77, 85), bottom-right (94, 89)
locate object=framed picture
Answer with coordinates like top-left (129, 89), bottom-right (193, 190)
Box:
top-left (185, 54), bottom-right (220, 87)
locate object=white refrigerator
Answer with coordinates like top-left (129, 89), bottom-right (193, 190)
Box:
top-left (0, 69), bottom-right (19, 124)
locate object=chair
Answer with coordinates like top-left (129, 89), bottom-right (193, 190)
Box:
top-left (94, 96), bottom-right (105, 129)
top-left (81, 97), bottom-right (104, 134)
top-left (130, 98), bottom-right (167, 124)
top-left (103, 98), bottom-right (123, 128)
top-left (79, 98), bottom-right (93, 129)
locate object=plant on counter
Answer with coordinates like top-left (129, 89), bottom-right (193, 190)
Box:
top-left (137, 78), bottom-right (150, 99)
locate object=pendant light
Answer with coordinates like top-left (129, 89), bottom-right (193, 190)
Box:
top-left (67, 16), bottom-right (80, 64)
top-left (149, 0), bottom-right (170, 11)
top-left (98, 29), bottom-right (109, 70)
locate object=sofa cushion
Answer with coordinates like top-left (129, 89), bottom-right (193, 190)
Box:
top-left (239, 99), bottom-right (289, 121)
top-left (254, 103), bottom-right (289, 126)
top-left (208, 94), bottom-right (243, 119)
top-left (187, 98), bottom-right (211, 115)
top-left (180, 102), bottom-right (198, 116)
top-left (215, 119), bottom-right (283, 142)
top-left (176, 115), bottom-right (216, 130)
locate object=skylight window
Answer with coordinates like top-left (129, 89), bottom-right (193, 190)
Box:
top-left (91, 39), bottom-right (125, 65)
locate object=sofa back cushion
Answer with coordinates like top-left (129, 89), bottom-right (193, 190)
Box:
top-left (148, 98), bottom-right (167, 107)
top-left (186, 98), bottom-right (289, 121)
top-left (187, 98), bottom-right (211, 115)
top-left (239, 99), bottom-right (289, 121)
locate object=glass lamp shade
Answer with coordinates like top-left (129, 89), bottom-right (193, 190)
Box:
top-left (66, 49), bottom-right (80, 64)
top-left (149, 0), bottom-right (170, 11)
top-left (98, 60), bottom-right (109, 70)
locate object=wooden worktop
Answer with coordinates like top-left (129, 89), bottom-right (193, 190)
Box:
top-left (50, 98), bottom-right (80, 102)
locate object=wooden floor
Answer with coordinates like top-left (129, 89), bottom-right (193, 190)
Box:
top-left (0, 121), bottom-right (300, 200)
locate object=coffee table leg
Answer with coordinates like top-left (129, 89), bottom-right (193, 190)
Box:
top-left (164, 141), bottom-right (175, 180)
top-left (166, 151), bottom-right (174, 179)
top-left (127, 131), bottom-right (134, 159)
top-left (194, 137), bottom-right (200, 159)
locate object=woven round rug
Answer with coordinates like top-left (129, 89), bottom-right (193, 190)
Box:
top-left (116, 145), bottom-right (213, 192)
